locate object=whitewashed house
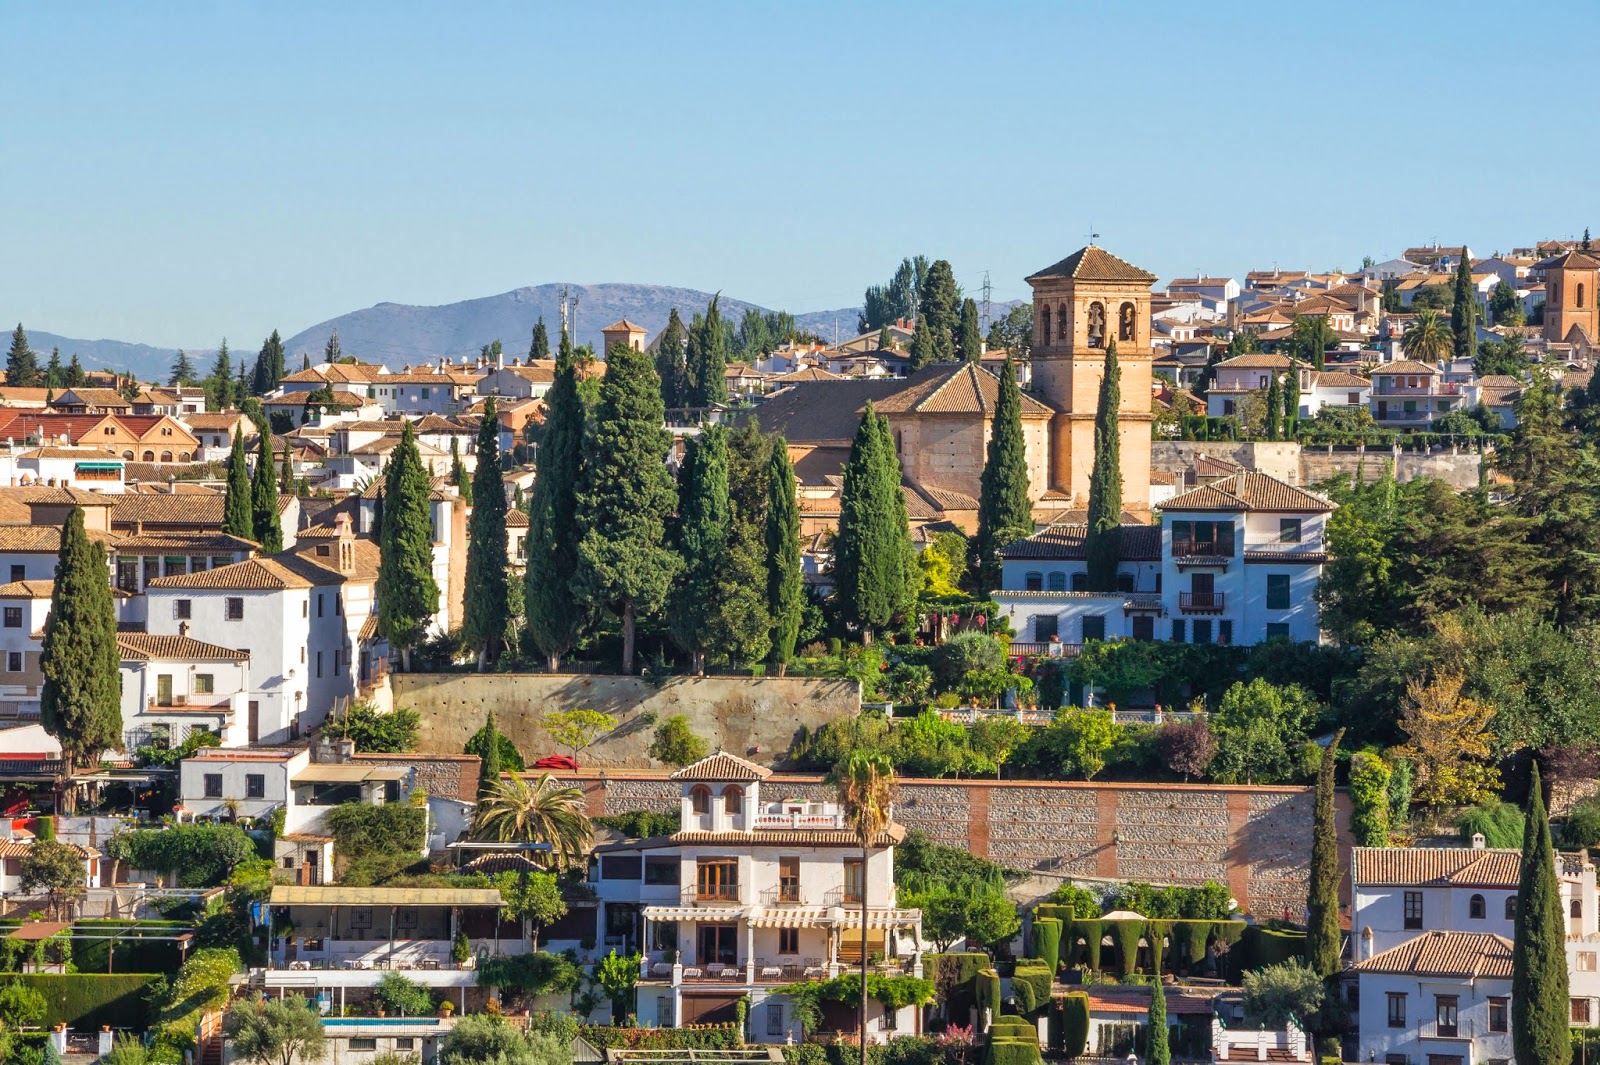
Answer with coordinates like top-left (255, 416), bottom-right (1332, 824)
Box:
top-left (1350, 931), bottom-right (1513, 1065)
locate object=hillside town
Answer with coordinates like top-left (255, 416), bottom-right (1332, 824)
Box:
top-left (0, 229), bottom-right (1596, 1065)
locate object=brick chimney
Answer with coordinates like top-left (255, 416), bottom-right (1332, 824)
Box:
top-left (334, 513), bottom-right (355, 575)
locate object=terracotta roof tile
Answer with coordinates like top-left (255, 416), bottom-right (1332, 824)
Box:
top-left (116, 634), bottom-right (249, 662)
top-left (1537, 250), bottom-right (1600, 271)
top-left (1348, 930), bottom-right (1513, 978)
top-left (0, 579), bottom-right (57, 599)
top-left (670, 751), bottom-right (771, 781)
top-left (505, 509), bottom-right (529, 528)
top-left (1372, 360), bottom-right (1440, 376)
top-left (1162, 470), bottom-right (1334, 514)
top-left (110, 492), bottom-right (227, 527)
top-left (1002, 523), bottom-right (1161, 562)
top-left (0, 526), bottom-right (117, 552)
top-left (1312, 371), bottom-right (1370, 388)
top-left (113, 532), bottom-right (257, 552)
top-left (147, 557), bottom-right (314, 590)
top-left (1352, 846), bottom-right (1521, 887)
top-left (1216, 353), bottom-right (1299, 370)
top-left (873, 363), bottom-right (1053, 418)
top-left (1027, 245), bottom-right (1158, 284)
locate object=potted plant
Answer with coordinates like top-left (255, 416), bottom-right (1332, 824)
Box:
top-left (440, 999), bottom-right (455, 1018)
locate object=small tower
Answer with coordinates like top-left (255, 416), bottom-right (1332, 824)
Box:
top-left (601, 319), bottom-right (649, 354)
top-left (1540, 249), bottom-right (1600, 346)
top-left (1025, 245), bottom-right (1157, 509)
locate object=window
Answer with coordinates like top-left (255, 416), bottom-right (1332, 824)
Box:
top-left (349, 1038), bottom-right (377, 1051)
top-left (778, 857), bottom-right (800, 902)
top-left (1218, 620), bottom-right (1233, 645)
top-left (1266, 622), bottom-right (1290, 640)
top-left (1488, 996), bottom-right (1508, 1033)
top-left (602, 856), bottom-right (642, 880)
top-left (1469, 894), bottom-right (1485, 919)
top-left (1506, 895), bottom-right (1518, 919)
top-left (1087, 301), bottom-right (1105, 348)
top-left (336, 594), bottom-right (343, 616)
top-left (696, 858), bottom-right (738, 900)
top-left (1033, 615), bottom-right (1058, 642)
top-left (1581, 282), bottom-right (1587, 309)
top-left (1119, 301), bottom-right (1137, 342)
top-left (1046, 572), bottom-right (1067, 592)
top-left (768, 1001), bottom-right (787, 1036)
top-left (6, 652), bottom-right (21, 672)
top-left (395, 1038), bottom-right (416, 1051)
top-left (1192, 619), bottom-right (1212, 644)
top-left (316, 651), bottom-right (323, 679)
top-left (1404, 891), bottom-right (1423, 929)
top-left (317, 594), bottom-right (324, 618)
top-left (779, 927), bottom-right (799, 955)
top-left (1170, 519), bottom-right (1235, 557)
top-left (2, 608), bottom-right (20, 629)
top-left (246, 774), bottom-right (265, 799)
top-left (1171, 619), bottom-right (1186, 643)
top-left (204, 774), bottom-right (223, 798)
top-left (696, 922), bottom-right (738, 965)
top-left (1580, 952), bottom-right (1597, 972)
top-left (420, 388), bottom-right (431, 400)
top-left (1082, 615), bottom-right (1106, 642)
top-left (7, 565), bottom-right (21, 582)
top-left (1575, 998), bottom-right (1593, 1025)
top-left (1024, 571), bottom-right (1043, 592)
top-left (1116, 572), bottom-right (1135, 592)
top-left (722, 785), bottom-right (743, 815)
top-left (174, 599), bottom-right (192, 620)
top-left (1278, 518), bottom-right (1302, 543)
top-left (226, 597), bottom-right (244, 620)
top-left (844, 858), bottom-right (865, 904)
top-left (1040, 305), bottom-right (1052, 344)
top-left (1386, 992), bottom-right (1406, 1028)
top-left (1132, 616), bottom-right (1154, 641)
top-left (644, 858), bottom-right (680, 886)
top-left (883, 1002), bottom-right (898, 1030)
top-left (1576, 898), bottom-right (1585, 919)
top-left (1266, 574), bottom-right (1291, 610)
top-left (1071, 572), bottom-right (1088, 592)
top-left (690, 786), bottom-right (711, 814)
top-left (194, 674), bottom-right (213, 694)
top-left (1435, 994), bottom-right (1458, 1037)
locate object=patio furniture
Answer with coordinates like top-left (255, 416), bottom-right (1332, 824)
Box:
top-left (803, 965), bottom-right (827, 979)
top-left (761, 966), bottom-right (783, 981)
top-left (682, 967), bottom-right (702, 979)
top-left (705, 963), bottom-right (726, 978)
top-left (651, 963), bottom-right (673, 978)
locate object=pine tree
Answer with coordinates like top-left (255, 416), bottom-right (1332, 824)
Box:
top-left (525, 330), bottom-right (586, 671)
top-left (209, 339), bottom-right (233, 410)
top-left (1145, 980), bottom-right (1170, 1065)
top-left (573, 343), bottom-right (680, 673)
top-left (529, 317), bottom-right (550, 361)
top-left (170, 349), bottom-right (196, 387)
top-left (834, 403), bottom-right (917, 641)
top-left (1084, 340), bottom-right (1123, 592)
top-left (377, 423), bottom-right (441, 670)
top-left (1307, 729), bottom-right (1344, 978)
top-left (1451, 249), bottom-right (1477, 362)
top-left (974, 357), bottom-right (1033, 591)
top-left (478, 712), bottom-right (503, 799)
top-left (654, 309), bottom-right (690, 408)
top-left (464, 398), bottom-right (510, 670)
top-left (64, 353), bottom-right (84, 388)
top-left (250, 432), bottom-right (283, 553)
top-left (918, 259), bottom-right (960, 362)
top-left (908, 315), bottom-right (939, 371)
top-left (1264, 372), bottom-right (1282, 441)
top-left (764, 437), bottom-right (803, 674)
top-left (44, 347), bottom-right (62, 389)
top-left (324, 331), bottom-right (342, 364)
top-left (222, 429), bottom-right (254, 539)
top-left (1513, 762), bottom-right (1569, 1065)
top-left (6, 324), bottom-right (41, 387)
top-left (686, 295), bottom-right (728, 407)
top-left (957, 298), bottom-right (983, 362)
top-left (39, 508), bottom-right (122, 772)
top-left (252, 330), bottom-right (285, 395)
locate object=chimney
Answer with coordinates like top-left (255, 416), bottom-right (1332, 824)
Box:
top-left (497, 351), bottom-right (504, 370)
top-left (1470, 832), bottom-right (1486, 849)
top-left (167, 475), bottom-right (176, 494)
top-left (178, 621), bottom-right (189, 637)
top-left (334, 513), bottom-right (355, 574)
top-left (336, 737), bottom-right (356, 761)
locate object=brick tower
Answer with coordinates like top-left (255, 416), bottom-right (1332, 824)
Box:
top-left (1540, 249), bottom-right (1600, 347)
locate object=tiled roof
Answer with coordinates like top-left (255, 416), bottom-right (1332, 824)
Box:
top-left (53, 388), bottom-right (130, 408)
top-left (264, 392), bottom-right (368, 408)
top-left (7, 485), bottom-right (118, 506)
top-left (505, 509), bottom-right (529, 528)
top-left (1216, 353), bottom-right (1298, 370)
top-left (0, 579), bottom-right (56, 599)
top-left (114, 532), bottom-right (258, 552)
top-left (741, 380), bottom-right (907, 445)
top-left (1026, 245), bottom-right (1158, 284)
top-left (1372, 360), bottom-right (1440, 375)
top-left (179, 413), bottom-right (250, 431)
top-left (116, 634), bottom-right (249, 662)
top-left (1312, 371), bottom-right (1370, 388)
top-left (1162, 470), bottom-right (1335, 514)
top-left (1537, 250), bottom-right (1600, 271)
top-left (602, 319), bottom-right (648, 332)
top-left (1352, 846), bottom-right (1521, 888)
top-left (147, 557), bottom-right (314, 590)
top-left (775, 367), bottom-right (843, 382)
top-left (0, 839), bottom-right (99, 860)
top-left (671, 826), bottom-right (905, 847)
top-left (1001, 523), bottom-right (1162, 561)
top-left (873, 363), bottom-right (1053, 418)
top-left (0, 526), bottom-right (117, 552)
top-left (111, 492), bottom-right (226, 527)
top-left (1349, 930), bottom-right (1513, 979)
top-left (917, 485), bottom-right (980, 511)
top-left (670, 751), bottom-right (771, 782)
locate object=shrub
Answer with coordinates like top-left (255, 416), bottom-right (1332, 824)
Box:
top-left (933, 632), bottom-right (1005, 689)
top-left (465, 721), bottom-right (526, 773)
top-left (1011, 964), bottom-right (1053, 1015)
top-left (9, 974), bottom-right (165, 1030)
top-left (1456, 800), bottom-right (1524, 849)
top-left (1242, 926), bottom-right (1306, 970)
top-left (1031, 917), bottom-right (1062, 974)
top-left (106, 825), bottom-right (256, 888)
top-left (0, 980), bottom-right (47, 1027)
top-left (1566, 797), bottom-right (1600, 850)
top-left (583, 1024), bottom-right (741, 1050)
top-left (324, 802), bottom-right (427, 859)
top-left (1059, 992), bottom-right (1090, 1057)
top-left (154, 948), bottom-right (241, 1045)
top-left (983, 1039), bottom-right (1042, 1065)
top-left (1241, 960), bottom-right (1323, 1029)
top-left (595, 810), bottom-right (680, 839)
top-left (331, 701), bottom-right (420, 753)
top-left (978, 969), bottom-right (1001, 1022)
top-left (1348, 751), bottom-right (1392, 847)
top-left (375, 972), bottom-right (434, 1016)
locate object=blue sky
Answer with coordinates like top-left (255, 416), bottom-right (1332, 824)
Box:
top-left (5, 1), bottom-right (1598, 348)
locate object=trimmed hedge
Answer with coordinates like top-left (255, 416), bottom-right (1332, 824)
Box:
top-left (1011, 964), bottom-right (1053, 1016)
top-left (1031, 918), bottom-right (1062, 974)
top-left (989, 1016), bottom-right (1036, 1040)
top-left (6, 973), bottom-right (163, 1029)
top-left (583, 1024), bottom-right (741, 1050)
top-left (983, 1039), bottom-right (1043, 1065)
top-left (782, 1038), bottom-right (943, 1065)
top-left (978, 968), bottom-right (1001, 1024)
top-left (1059, 992), bottom-right (1090, 1057)
top-left (1243, 925), bottom-right (1306, 969)
top-left (1109, 920), bottom-right (1143, 975)
top-left (1034, 902), bottom-right (1074, 924)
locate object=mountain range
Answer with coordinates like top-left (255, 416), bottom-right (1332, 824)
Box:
top-left (17, 284), bottom-right (869, 384)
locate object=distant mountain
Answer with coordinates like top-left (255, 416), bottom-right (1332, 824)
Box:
top-left (280, 284), bottom-right (866, 368)
top-left (20, 331), bottom-right (185, 384)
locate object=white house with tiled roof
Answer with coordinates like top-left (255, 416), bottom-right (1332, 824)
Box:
top-left (583, 750), bottom-right (923, 1041)
top-left (1349, 931), bottom-right (1513, 1065)
top-left (1370, 359), bottom-right (1460, 427)
top-left (117, 633), bottom-right (252, 751)
top-left (0, 580), bottom-right (136, 730)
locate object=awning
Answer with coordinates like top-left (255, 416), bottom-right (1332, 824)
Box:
top-left (748, 909), bottom-right (831, 929)
top-left (834, 909), bottom-right (921, 930)
top-left (7, 922), bottom-right (72, 940)
top-left (269, 885), bottom-right (501, 907)
top-left (291, 765), bottom-right (409, 784)
top-left (642, 906), bottom-right (745, 922)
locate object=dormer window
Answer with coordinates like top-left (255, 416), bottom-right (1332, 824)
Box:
top-left (690, 785), bottom-right (711, 815)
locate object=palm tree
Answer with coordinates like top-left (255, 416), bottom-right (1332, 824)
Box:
top-left (836, 752), bottom-right (895, 1061)
top-left (1401, 308), bottom-right (1453, 363)
top-left (472, 772), bottom-right (591, 870)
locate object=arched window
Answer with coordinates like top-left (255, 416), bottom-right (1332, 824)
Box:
top-left (1087, 302), bottom-right (1106, 348)
top-left (722, 785), bottom-right (743, 814)
top-left (122, 451), bottom-right (134, 460)
top-left (1553, 283), bottom-right (1561, 303)
top-left (1469, 894), bottom-right (1485, 919)
top-left (1573, 898), bottom-right (1584, 919)
top-left (178, 452), bottom-right (190, 462)
top-left (1040, 305), bottom-right (1052, 344)
top-left (160, 451), bottom-right (172, 463)
top-left (1119, 302), bottom-right (1137, 342)
top-left (1505, 896), bottom-right (1518, 919)
top-left (142, 451), bottom-right (154, 462)
top-left (690, 785), bottom-right (711, 814)
top-left (1025, 571), bottom-right (1043, 591)
top-left (1058, 302), bottom-right (1068, 342)
top-left (1047, 572), bottom-right (1067, 592)
top-left (1580, 283), bottom-right (1587, 308)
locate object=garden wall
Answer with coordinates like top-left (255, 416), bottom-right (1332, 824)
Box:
top-left (1152, 439), bottom-right (1483, 491)
top-left (396, 674), bottom-right (860, 769)
top-left (556, 771), bottom-right (1349, 919)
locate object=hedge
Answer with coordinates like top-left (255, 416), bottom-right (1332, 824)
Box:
top-left (978, 968), bottom-right (1001, 1025)
top-left (1031, 918), bottom-right (1062, 974)
top-left (1059, 992), bottom-right (1090, 1057)
top-left (1109, 919), bottom-right (1143, 975)
top-left (5, 973), bottom-right (164, 1029)
top-left (1147, 919), bottom-right (1172, 975)
top-left (1068, 920), bottom-right (1103, 971)
top-left (1011, 964), bottom-right (1053, 1016)
top-left (983, 1039), bottom-right (1043, 1065)
top-left (1034, 902), bottom-right (1075, 924)
top-left (583, 1024), bottom-right (741, 1050)
top-left (989, 1016), bottom-right (1036, 1041)
top-left (1242, 926), bottom-right (1306, 970)
top-left (782, 1038), bottom-right (943, 1065)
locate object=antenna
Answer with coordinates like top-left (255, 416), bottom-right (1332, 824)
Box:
top-left (1085, 224), bottom-right (1100, 244)
top-left (981, 271), bottom-right (992, 329)
top-left (571, 290), bottom-right (581, 348)
top-left (558, 286), bottom-right (571, 337)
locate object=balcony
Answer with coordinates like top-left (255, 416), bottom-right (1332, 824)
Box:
top-left (680, 885), bottom-right (745, 907)
top-left (760, 884), bottom-right (803, 906)
top-left (752, 809), bottom-right (846, 830)
top-left (1171, 540), bottom-right (1233, 560)
top-left (822, 887), bottom-right (865, 907)
top-left (1178, 592), bottom-right (1225, 614)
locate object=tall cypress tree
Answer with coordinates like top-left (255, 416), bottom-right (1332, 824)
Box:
top-left (477, 712), bottom-right (503, 799)
top-left (209, 339), bottom-right (234, 410)
top-left (1084, 340), bottom-right (1123, 592)
top-left (764, 437), bottom-right (803, 675)
top-left (834, 403), bottom-right (917, 641)
top-left (1264, 372), bottom-right (1282, 441)
top-left (1513, 761), bottom-right (1569, 1065)
top-left (252, 330), bottom-right (285, 395)
top-left (6, 324), bottom-right (41, 387)
top-left (974, 358), bottom-right (1033, 591)
top-left (44, 348), bottom-right (62, 389)
top-left (686, 295), bottom-right (728, 407)
top-left (918, 259), bottom-right (960, 361)
top-left (670, 430), bottom-right (731, 672)
top-left (279, 445), bottom-right (295, 493)
top-left (525, 330), bottom-right (586, 671)
top-left (1307, 729), bottom-right (1344, 979)
top-left (956, 298), bottom-right (983, 363)
top-left (654, 309), bottom-right (690, 409)
top-left (573, 343), bottom-right (680, 673)
top-left (908, 315), bottom-right (939, 371)
top-left (250, 432), bottom-right (283, 553)
top-left (1145, 980), bottom-right (1170, 1065)
top-left (222, 429), bottom-right (254, 539)
top-left (377, 423), bottom-right (441, 670)
top-left (528, 317), bottom-right (550, 361)
top-left (1283, 365), bottom-right (1301, 437)
top-left (464, 398), bottom-right (510, 670)
top-left (1451, 249), bottom-right (1477, 362)
top-left (39, 508), bottom-right (122, 773)
top-left (449, 437), bottom-right (473, 505)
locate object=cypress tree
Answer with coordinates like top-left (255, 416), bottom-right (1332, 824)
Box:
top-left (222, 429), bottom-right (254, 539)
top-left (834, 402), bottom-right (917, 641)
top-left (764, 438), bottom-right (803, 675)
top-left (170, 349), bottom-right (196, 387)
top-left (1145, 980), bottom-right (1170, 1065)
top-left (1084, 340), bottom-right (1123, 592)
top-left (39, 508), bottom-right (122, 773)
top-left (654, 309), bottom-right (690, 409)
top-left (279, 445), bottom-right (294, 493)
top-left (250, 432), bottom-right (283, 553)
top-left (670, 430), bottom-right (732, 673)
top-left (528, 317), bottom-right (550, 361)
top-left (1513, 761), bottom-right (1569, 1065)
top-left (1283, 365), bottom-right (1301, 437)
top-left (525, 330), bottom-right (585, 671)
top-left (1307, 729), bottom-right (1345, 979)
top-left (974, 358), bottom-right (1033, 591)
top-left (1451, 249), bottom-right (1477, 362)
top-left (720, 420), bottom-right (774, 666)
top-left (449, 437), bottom-right (473, 505)
top-left (686, 295), bottom-right (728, 407)
top-left (45, 348), bottom-right (63, 389)
top-left (478, 712), bottom-right (503, 799)
top-left (209, 339), bottom-right (233, 410)
top-left (1264, 372), bottom-right (1282, 441)
top-left (377, 423), bottom-right (441, 670)
top-left (64, 353), bottom-right (85, 388)
top-left (6, 324), bottom-right (41, 387)
top-left (573, 343), bottom-right (680, 673)
top-left (252, 330), bottom-right (284, 395)
top-left (464, 398), bottom-right (510, 670)
top-left (908, 315), bottom-right (938, 371)
top-left (956, 298), bottom-right (983, 362)
top-left (918, 259), bottom-right (960, 361)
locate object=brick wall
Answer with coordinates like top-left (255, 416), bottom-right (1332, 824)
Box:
top-left (353, 752), bottom-right (480, 802)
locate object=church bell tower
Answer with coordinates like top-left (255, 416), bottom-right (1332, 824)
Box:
top-left (1025, 245), bottom-right (1156, 511)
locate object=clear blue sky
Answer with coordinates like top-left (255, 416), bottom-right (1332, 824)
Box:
top-left (6, 1), bottom-right (1597, 349)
